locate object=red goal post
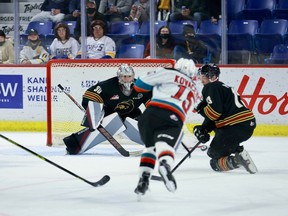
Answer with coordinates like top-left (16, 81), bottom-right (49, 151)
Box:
top-left (46, 59), bottom-right (176, 146)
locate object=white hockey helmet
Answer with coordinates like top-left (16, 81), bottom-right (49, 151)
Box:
top-left (175, 58), bottom-right (197, 78)
top-left (117, 64), bottom-right (135, 95)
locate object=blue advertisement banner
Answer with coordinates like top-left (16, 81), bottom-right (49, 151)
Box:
top-left (0, 75), bottom-right (23, 109)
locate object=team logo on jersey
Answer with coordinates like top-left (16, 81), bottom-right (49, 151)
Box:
top-left (206, 96), bottom-right (213, 104)
top-left (114, 99), bottom-right (135, 114)
top-left (133, 93), bottom-right (143, 99)
top-left (170, 114), bottom-right (179, 121)
top-left (110, 95), bottom-right (119, 100)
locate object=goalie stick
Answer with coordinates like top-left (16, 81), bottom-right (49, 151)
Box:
top-left (151, 141), bottom-right (202, 181)
top-left (58, 84), bottom-right (142, 157)
top-left (0, 134), bottom-right (110, 187)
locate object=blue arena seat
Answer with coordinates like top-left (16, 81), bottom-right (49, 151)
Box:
top-left (61, 21), bottom-right (77, 36)
top-left (107, 21), bottom-right (140, 48)
top-left (272, 0), bottom-right (288, 19)
top-left (254, 19), bottom-right (288, 54)
top-left (228, 20), bottom-right (259, 51)
top-left (196, 19), bottom-right (222, 59)
top-left (242, 0), bottom-right (276, 23)
top-left (117, 44), bottom-right (144, 58)
top-left (264, 44), bottom-right (288, 64)
top-left (24, 21), bottom-right (53, 36)
top-left (227, 0), bottom-right (245, 23)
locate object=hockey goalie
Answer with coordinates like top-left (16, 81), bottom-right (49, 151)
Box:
top-left (63, 64), bottom-right (152, 155)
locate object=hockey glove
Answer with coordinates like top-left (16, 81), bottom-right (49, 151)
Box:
top-left (194, 100), bottom-right (207, 114)
top-left (193, 125), bottom-right (210, 144)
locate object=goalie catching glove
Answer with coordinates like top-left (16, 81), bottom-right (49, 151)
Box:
top-left (193, 125), bottom-right (210, 143)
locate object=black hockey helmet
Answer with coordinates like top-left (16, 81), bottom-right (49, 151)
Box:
top-left (198, 63), bottom-right (220, 79)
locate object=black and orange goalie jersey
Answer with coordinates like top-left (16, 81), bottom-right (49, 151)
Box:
top-left (82, 77), bottom-right (152, 120)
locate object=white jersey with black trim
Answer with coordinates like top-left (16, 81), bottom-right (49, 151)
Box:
top-left (85, 36), bottom-right (116, 59)
top-left (50, 37), bottom-right (80, 58)
top-left (134, 67), bottom-right (199, 122)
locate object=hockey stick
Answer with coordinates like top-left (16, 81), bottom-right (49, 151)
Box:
top-left (58, 84), bottom-right (142, 157)
top-left (0, 134), bottom-right (110, 187)
top-left (151, 141), bottom-right (202, 181)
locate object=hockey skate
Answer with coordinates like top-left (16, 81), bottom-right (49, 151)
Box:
top-left (235, 147), bottom-right (258, 174)
top-left (158, 160), bottom-right (177, 193)
top-left (134, 172), bottom-right (150, 197)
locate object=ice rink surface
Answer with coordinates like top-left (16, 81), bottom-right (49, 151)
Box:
top-left (0, 132), bottom-right (288, 216)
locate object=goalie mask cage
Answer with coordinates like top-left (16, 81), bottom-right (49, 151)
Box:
top-left (46, 59), bottom-right (175, 146)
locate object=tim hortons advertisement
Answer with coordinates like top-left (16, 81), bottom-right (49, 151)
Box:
top-left (0, 66), bottom-right (287, 125)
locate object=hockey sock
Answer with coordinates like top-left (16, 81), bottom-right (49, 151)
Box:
top-left (210, 156), bottom-right (240, 172)
top-left (138, 147), bottom-right (156, 176)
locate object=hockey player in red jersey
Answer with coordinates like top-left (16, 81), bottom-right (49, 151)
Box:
top-left (63, 64), bottom-right (152, 155)
top-left (133, 58), bottom-right (199, 197)
top-left (194, 63), bottom-right (258, 174)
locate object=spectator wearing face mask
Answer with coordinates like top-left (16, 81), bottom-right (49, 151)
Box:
top-left (74, 0), bottom-right (107, 42)
top-left (173, 24), bottom-right (208, 64)
top-left (144, 26), bottom-right (176, 59)
top-left (0, 30), bottom-right (15, 64)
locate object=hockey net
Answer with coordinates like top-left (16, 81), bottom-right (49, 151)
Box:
top-left (46, 59), bottom-right (176, 146)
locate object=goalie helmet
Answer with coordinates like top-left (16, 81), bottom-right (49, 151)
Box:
top-left (175, 58), bottom-right (197, 78)
top-left (198, 63), bottom-right (220, 79)
top-left (117, 64), bottom-right (135, 95)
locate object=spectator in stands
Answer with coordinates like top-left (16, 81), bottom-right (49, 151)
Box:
top-left (98, 0), bottom-right (133, 22)
top-left (63, 0), bottom-right (81, 21)
top-left (50, 23), bottom-right (80, 59)
top-left (169, 0), bottom-right (221, 25)
top-left (0, 30), bottom-right (14, 64)
top-left (144, 26), bottom-right (176, 59)
top-left (124, 0), bottom-right (150, 23)
top-left (77, 20), bottom-right (116, 59)
top-left (20, 29), bottom-right (49, 64)
top-left (74, 0), bottom-right (106, 42)
top-left (173, 24), bottom-right (207, 63)
top-left (30, 0), bottom-right (70, 23)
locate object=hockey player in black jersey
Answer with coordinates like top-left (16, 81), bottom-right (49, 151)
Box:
top-left (194, 63), bottom-right (258, 174)
top-left (63, 64), bottom-right (152, 155)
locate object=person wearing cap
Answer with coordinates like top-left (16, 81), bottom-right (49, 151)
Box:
top-left (30, 0), bottom-right (70, 23)
top-left (0, 30), bottom-right (15, 64)
top-left (50, 23), bottom-right (80, 59)
top-left (98, 0), bottom-right (133, 22)
top-left (173, 24), bottom-right (208, 64)
top-left (77, 19), bottom-right (116, 59)
top-left (74, 0), bottom-right (106, 42)
top-left (20, 29), bottom-right (50, 64)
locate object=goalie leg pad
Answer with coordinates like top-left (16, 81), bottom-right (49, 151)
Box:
top-left (79, 113), bottom-right (126, 154)
top-left (122, 117), bottom-right (144, 145)
top-left (64, 113), bottom-right (126, 154)
top-left (81, 101), bottom-right (104, 130)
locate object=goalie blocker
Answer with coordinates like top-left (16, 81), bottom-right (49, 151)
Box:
top-left (64, 101), bottom-right (144, 155)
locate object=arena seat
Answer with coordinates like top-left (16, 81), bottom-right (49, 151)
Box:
top-left (117, 44), bottom-right (144, 58)
top-left (264, 44), bottom-right (288, 64)
top-left (242, 0), bottom-right (276, 23)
